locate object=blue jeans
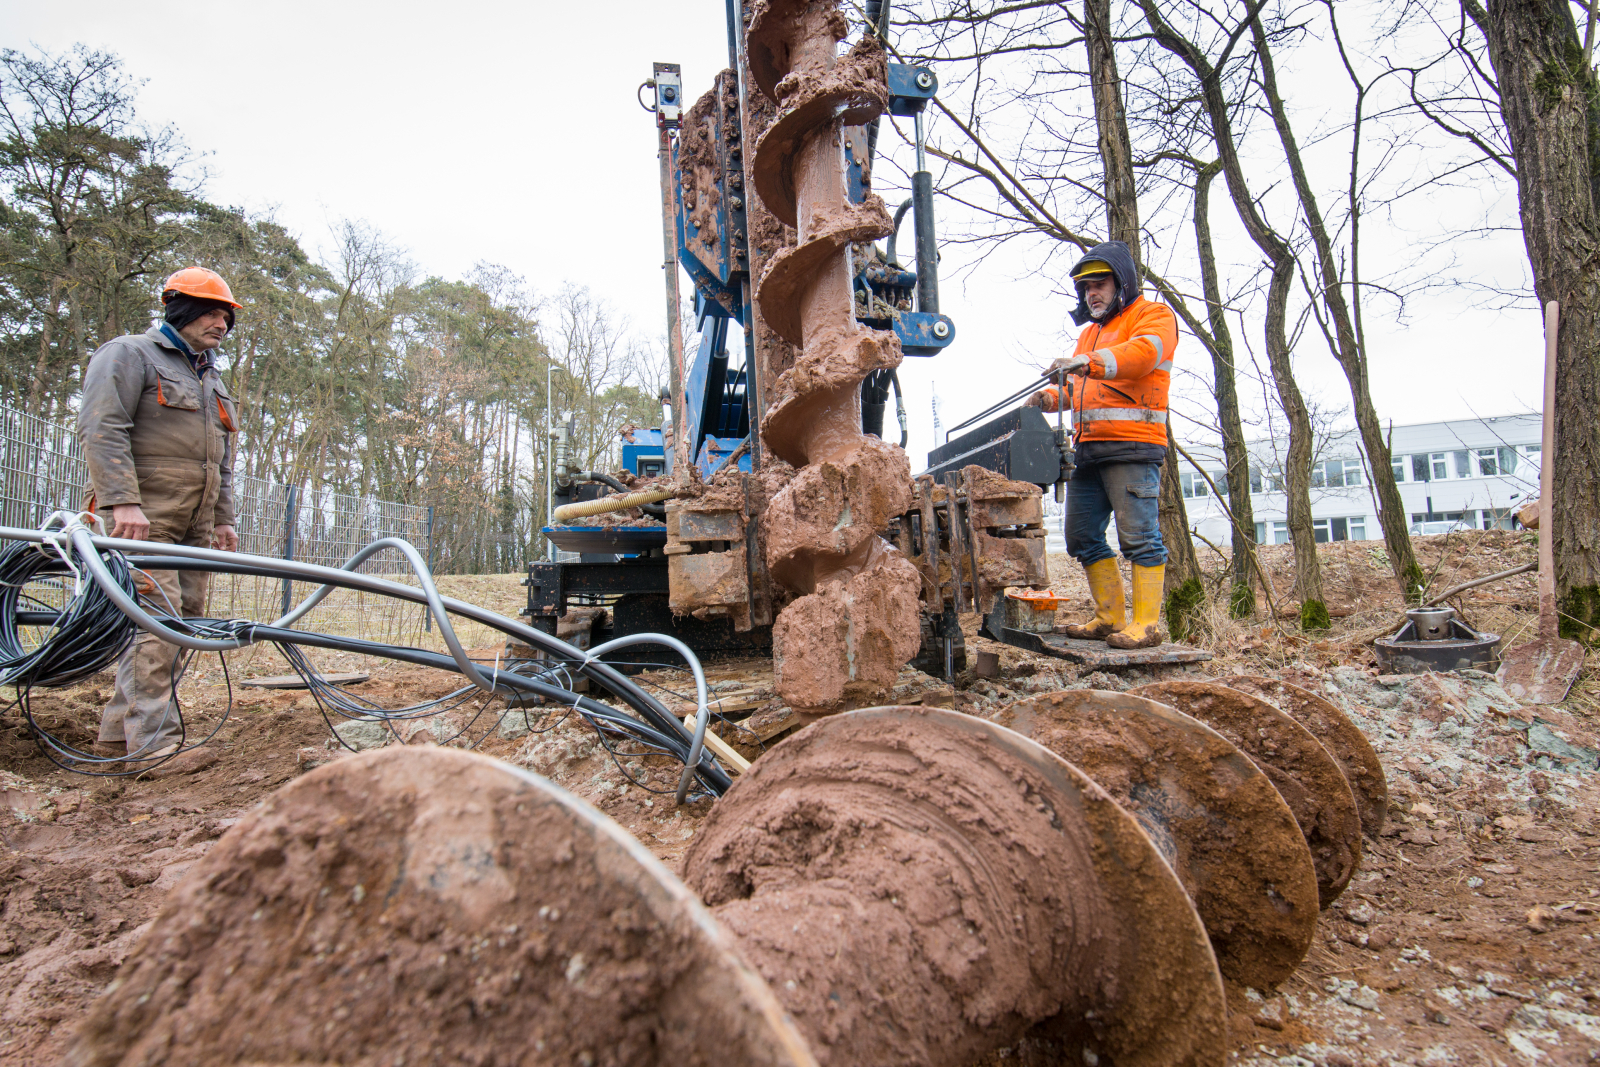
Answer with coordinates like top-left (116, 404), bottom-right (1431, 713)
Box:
top-left (1065, 461), bottom-right (1167, 567)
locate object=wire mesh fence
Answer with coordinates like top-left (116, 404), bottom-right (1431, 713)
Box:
top-left (0, 399), bottom-right (456, 651)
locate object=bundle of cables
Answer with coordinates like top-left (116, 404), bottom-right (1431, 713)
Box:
top-left (0, 537), bottom-right (136, 687)
top-left (0, 516), bottom-right (734, 800)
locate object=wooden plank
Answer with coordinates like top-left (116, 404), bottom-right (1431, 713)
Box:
top-left (684, 714), bottom-right (753, 773)
top-left (240, 672), bottom-right (369, 689)
top-left (743, 706), bottom-right (801, 742)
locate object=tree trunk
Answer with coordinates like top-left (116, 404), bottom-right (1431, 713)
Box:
top-left (1191, 160), bottom-right (1256, 613)
top-left (1086, 0), bottom-right (1201, 599)
top-left (1484, 0), bottom-right (1600, 638)
top-left (1140, 0), bottom-right (1325, 625)
top-left (1251, 15), bottom-right (1425, 603)
top-left (1085, 0), bottom-right (1142, 268)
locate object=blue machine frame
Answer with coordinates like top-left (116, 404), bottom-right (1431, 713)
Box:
top-left (658, 34), bottom-right (955, 481)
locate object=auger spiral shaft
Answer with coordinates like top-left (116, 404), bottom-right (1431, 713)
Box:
top-left (746, 0), bottom-right (923, 715)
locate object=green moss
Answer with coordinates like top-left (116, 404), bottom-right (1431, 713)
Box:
top-left (1559, 585), bottom-right (1600, 643)
top-left (1164, 576), bottom-right (1206, 641)
top-left (1229, 582), bottom-right (1255, 620)
top-left (1402, 561), bottom-right (1428, 606)
top-left (1299, 598), bottom-right (1331, 632)
top-left (1531, 37), bottom-right (1600, 184)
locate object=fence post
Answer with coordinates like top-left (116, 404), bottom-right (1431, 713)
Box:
top-left (281, 485), bottom-right (299, 617)
top-left (423, 505), bottom-right (435, 632)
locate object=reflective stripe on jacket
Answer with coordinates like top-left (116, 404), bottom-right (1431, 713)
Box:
top-left (78, 324), bottom-right (239, 528)
top-left (1037, 295), bottom-right (1175, 447)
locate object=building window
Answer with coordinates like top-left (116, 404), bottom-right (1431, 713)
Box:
top-left (1313, 518), bottom-right (1331, 544)
top-left (1474, 447), bottom-right (1519, 477)
top-left (1350, 516), bottom-right (1366, 540)
top-left (1250, 467), bottom-right (1262, 493)
top-left (1412, 453), bottom-right (1454, 481)
top-left (1482, 508), bottom-right (1513, 530)
top-left (1454, 450), bottom-right (1471, 478)
top-left (1391, 457), bottom-right (1406, 482)
top-left (1179, 472), bottom-right (1208, 499)
top-left (1213, 471), bottom-right (1228, 497)
top-left (1312, 458), bottom-right (1363, 488)
top-left (1270, 521), bottom-right (1291, 545)
top-left (1255, 521), bottom-right (1265, 543)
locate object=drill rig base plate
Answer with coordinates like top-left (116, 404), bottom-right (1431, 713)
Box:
top-left (996, 628), bottom-right (1214, 669)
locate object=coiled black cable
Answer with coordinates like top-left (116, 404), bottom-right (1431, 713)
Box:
top-left (0, 538), bottom-right (137, 688)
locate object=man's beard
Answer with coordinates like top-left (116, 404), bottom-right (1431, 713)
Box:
top-left (1088, 304), bottom-right (1107, 320)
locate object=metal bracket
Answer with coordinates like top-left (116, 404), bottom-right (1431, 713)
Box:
top-left (652, 63), bottom-right (683, 128)
top-left (895, 311), bottom-right (956, 355)
top-left (888, 63), bottom-right (937, 116)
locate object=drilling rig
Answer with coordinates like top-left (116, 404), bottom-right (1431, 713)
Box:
top-left (61, 4), bottom-right (1388, 1064)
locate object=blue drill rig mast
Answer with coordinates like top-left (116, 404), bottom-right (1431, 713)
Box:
top-left (526, 0), bottom-right (961, 665)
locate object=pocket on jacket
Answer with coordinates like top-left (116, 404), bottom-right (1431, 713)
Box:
top-left (215, 388), bottom-right (239, 433)
top-left (152, 367), bottom-right (200, 411)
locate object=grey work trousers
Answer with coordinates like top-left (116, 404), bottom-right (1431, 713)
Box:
top-left (96, 473), bottom-right (214, 756)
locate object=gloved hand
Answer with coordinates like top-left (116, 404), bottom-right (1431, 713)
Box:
top-left (1044, 355), bottom-right (1092, 377)
top-left (1023, 389), bottom-right (1059, 412)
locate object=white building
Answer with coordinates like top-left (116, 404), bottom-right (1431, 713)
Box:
top-left (1177, 413), bottom-right (1541, 547)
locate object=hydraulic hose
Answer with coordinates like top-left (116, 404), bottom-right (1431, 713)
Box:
top-left (5, 518), bottom-right (731, 793)
top-left (891, 369), bottom-right (908, 448)
top-left (575, 472), bottom-right (666, 519)
top-left (551, 488), bottom-right (674, 524)
top-left (886, 197), bottom-right (913, 268)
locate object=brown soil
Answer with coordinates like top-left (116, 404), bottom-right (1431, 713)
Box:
top-left (2, 532), bottom-right (1598, 1064)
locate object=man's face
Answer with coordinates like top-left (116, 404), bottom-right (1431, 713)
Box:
top-left (1082, 275), bottom-right (1117, 319)
top-left (178, 308), bottom-right (231, 353)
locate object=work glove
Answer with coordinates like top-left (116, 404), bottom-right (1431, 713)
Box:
top-left (1024, 389), bottom-right (1059, 412)
top-left (1044, 354), bottom-right (1092, 377)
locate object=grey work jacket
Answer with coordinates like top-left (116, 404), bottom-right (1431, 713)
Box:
top-left (78, 324), bottom-right (239, 530)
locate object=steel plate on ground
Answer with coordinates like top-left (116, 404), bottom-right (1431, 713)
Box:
top-left (543, 525), bottom-right (668, 554)
top-left (999, 628), bottom-right (1213, 668)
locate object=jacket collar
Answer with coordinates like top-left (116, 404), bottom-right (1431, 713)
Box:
top-left (148, 323), bottom-right (216, 376)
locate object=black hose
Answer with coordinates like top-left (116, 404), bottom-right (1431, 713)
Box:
top-left (887, 198), bottom-right (913, 267)
top-left (890, 369), bottom-right (908, 448)
top-left (864, 0), bottom-right (892, 165)
top-left (119, 553), bottom-right (732, 794)
top-left (578, 471), bottom-right (665, 518)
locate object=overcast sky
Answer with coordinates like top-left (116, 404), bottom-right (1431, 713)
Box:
top-left (3, 0), bottom-right (1547, 468)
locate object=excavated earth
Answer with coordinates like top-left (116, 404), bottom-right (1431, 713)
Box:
top-left (2, 535), bottom-right (1599, 1065)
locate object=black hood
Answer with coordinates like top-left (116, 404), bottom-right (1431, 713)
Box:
top-left (1069, 240), bottom-right (1141, 327)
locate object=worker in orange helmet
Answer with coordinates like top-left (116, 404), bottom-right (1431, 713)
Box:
top-left (1025, 240), bottom-right (1176, 649)
top-left (77, 267), bottom-right (243, 776)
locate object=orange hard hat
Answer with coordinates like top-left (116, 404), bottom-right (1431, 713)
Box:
top-left (161, 267), bottom-right (241, 309)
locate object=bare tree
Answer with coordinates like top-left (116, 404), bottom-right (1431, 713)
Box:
top-left (1477, 0), bottom-right (1600, 636)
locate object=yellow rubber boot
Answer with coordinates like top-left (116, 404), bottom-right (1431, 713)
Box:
top-left (1107, 564), bottom-right (1165, 649)
top-left (1061, 558), bottom-right (1126, 640)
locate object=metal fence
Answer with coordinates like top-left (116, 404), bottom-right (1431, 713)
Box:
top-left (0, 400), bottom-right (443, 650)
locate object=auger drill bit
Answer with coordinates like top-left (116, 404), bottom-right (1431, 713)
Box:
top-left (66, 748), bottom-right (817, 1067)
top-left (70, 713), bottom-right (1232, 1067)
top-left (1220, 674), bottom-right (1388, 838)
top-left (997, 690), bottom-right (1321, 991)
top-left (746, 0), bottom-right (923, 715)
top-left (1132, 679), bottom-right (1366, 908)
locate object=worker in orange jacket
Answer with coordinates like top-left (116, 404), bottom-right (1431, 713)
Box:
top-left (1026, 240), bottom-right (1175, 648)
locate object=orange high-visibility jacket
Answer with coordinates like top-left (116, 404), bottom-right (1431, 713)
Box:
top-left (1035, 294), bottom-right (1176, 447)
